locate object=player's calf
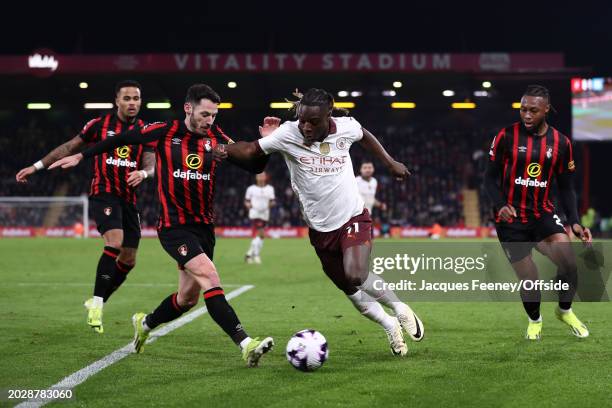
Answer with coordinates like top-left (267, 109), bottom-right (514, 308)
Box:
top-left (104, 260), bottom-right (135, 301)
top-left (144, 292), bottom-right (196, 331)
top-left (88, 245), bottom-right (121, 333)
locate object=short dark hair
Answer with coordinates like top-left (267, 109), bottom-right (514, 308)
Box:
top-left (115, 80), bottom-right (141, 95)
top-left (523, 84), bottom-right (556, 113)
top-left (523, 85), bottom-right (550, 103)
top-left (185, 84), bottom-right (221, 105)
top-left (361, 161), bottom-right (374, 166)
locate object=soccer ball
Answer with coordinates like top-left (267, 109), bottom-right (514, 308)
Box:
top-left (286, 329), bottom-right (329, 372)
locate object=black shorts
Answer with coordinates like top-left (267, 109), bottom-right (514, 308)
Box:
top-left (495, 212), bottom-right (566, 263)
top-left (158, 223), bottom-right (215, 268)
top-left (90, 193), bottom-right (141, 248)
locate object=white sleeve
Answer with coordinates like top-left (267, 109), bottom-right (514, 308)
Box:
top-left (257, 124), bottom-right (290, 154)
top-left (245, 186), bottom-right (253, 200)
top-left (347, 117), bottom-right (364, 142)
top-left (268, 186), bottom-right (276, 200)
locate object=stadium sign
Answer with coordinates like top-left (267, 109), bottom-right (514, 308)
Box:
top-left (1, 53), bottom-right (564, 75)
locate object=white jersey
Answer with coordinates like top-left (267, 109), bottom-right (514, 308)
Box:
top-left (245, 184), bottom-right (275, 221)
top-left (258, 116), bottom-right (365, 232)
top-left (356, 176), bottom-right (378, 213)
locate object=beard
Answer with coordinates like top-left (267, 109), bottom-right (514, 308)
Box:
top-left (190, 117), bottom-right (209, 135)
top-left (523, 118), bottom-right (546, 135)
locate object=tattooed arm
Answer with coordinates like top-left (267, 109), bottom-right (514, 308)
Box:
top-left (16, 135), bottom-right (85, 183)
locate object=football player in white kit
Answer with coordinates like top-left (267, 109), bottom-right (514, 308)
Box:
top-left (216, 89), bottom-right (424, 356)
top-left (356, 161), bottom-right (387, 214)
top-left (244, 172), bottom-right (276, 264)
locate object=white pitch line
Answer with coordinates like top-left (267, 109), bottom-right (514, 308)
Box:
top-left (16, 285), bottom-right (254, 408)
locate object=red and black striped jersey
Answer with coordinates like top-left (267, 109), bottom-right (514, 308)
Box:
top-left (78, 113), bottom-right (149, 204)
top-left (81, 120), bottom-right (234, 228)
top-left (489, 122), bottom-right (575, 223)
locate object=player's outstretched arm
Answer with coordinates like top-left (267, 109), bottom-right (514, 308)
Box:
top-left (358, 128), bottom-right (410, 180)
top-left (215, 117), bottom-right (280, 173)
top-left (218, 141), bottom-right (269, 173)
top-left (49, 124), bottom-right (164, 170)
top-left (16, 135), bottom-right (85, 182)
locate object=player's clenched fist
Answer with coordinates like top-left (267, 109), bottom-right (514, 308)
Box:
top-left (388, 160), bottom-right (411, 181)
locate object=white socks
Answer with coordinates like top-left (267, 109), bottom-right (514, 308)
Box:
top-left (92, 296), bottom-right (104, 309)
top-left (239, 337), bottom-right (252, 350)
top-left (347, 290), bottom-right (396, 331)
top-left (358, 273), bottom-right (410, 316)
top-left (248, 237), bottom-right (264, 257)
top-left (529, 315), bottom-right (542, 323)
top-left (142, 317), bottom-right (152, 332)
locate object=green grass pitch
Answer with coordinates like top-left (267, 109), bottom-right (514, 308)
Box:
top-left (1, 238), bottom-right (610, 407)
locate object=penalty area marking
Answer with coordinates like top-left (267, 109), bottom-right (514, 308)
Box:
top-left (16, 284), bottom-right (254, 408)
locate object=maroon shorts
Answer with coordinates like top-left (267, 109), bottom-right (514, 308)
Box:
top-left (308, 209), bottom-right (372, 253)
top-left (309, 209), bottom-right (371, 293)
top-left (251, 218), bottom-right (267, 229)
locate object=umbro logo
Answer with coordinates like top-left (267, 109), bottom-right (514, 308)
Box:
top-left (106, 131), bottom-right (116, 137)
top-left (518, 146), bottom-right (527, 153)
top-left (172, 138), bottom-right (182, 145)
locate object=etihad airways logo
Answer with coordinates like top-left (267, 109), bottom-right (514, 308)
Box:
top-left (299, 155), bottom-right (349, 175)
top-left (173, 169), bottom-right (210, 180)
top-left (106, 157), bottom-right (137, 168)
top-left (299, 156), bottom-right (347, 166)
top-left (515, 176), bottom-right (547, 188)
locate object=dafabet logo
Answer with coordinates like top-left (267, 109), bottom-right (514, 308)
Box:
top-left (173, 154), bottom-right (209, 180)
top-left (526, 163), bottom-right (542, 178)
top-left (115, 146), bottom-right (131, 158)
top-left (185, 154), bottom-right (202, 170)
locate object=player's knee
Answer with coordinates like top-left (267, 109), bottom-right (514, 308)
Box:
top-left (344, 261), bottom-right (368, 287)
top-left (345, 269), bottom-right (366, 287)
top-left (105, 241), bottom-right (122, 251)
top-left (188, 261), bottom-right (220, 286)
top-left (558, 259), bottom-right (578, 276)
top-left (339, 283), bottom-right (358, 295)
top-left (103, 230), bottom-right (124, 249)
